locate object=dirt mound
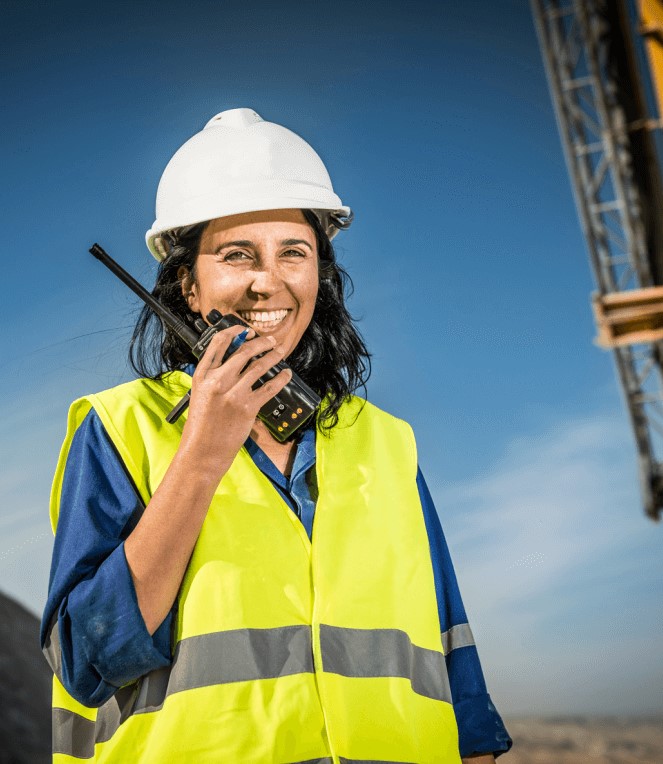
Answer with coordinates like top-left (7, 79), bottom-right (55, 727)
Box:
top-left (0, 591), bottom-right (50, 764)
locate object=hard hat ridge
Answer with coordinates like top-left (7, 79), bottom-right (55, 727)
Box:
top-left (146, 108), bottom-right (352, 260)
top-left (204, 108), bottom-right (263, 129)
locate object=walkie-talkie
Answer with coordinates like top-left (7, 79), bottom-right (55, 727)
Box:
top-left (89, 244), bottom-right (321, 442)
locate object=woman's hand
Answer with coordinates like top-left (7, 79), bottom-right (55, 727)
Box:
top-left (181, 325), bottom-right (292, 478)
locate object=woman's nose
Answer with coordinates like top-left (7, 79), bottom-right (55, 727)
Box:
top-left (248, 264), bottom-right (281, 296)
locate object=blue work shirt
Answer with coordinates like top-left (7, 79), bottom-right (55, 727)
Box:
top-left (43, 401), bottom-right (511, 759)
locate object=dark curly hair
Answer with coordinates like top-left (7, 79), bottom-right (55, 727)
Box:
top-left (129, 210), bottom-right (371, 432)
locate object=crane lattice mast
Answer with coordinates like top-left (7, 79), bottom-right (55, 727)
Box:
top-left (531, 0), bottom-right (663, 520)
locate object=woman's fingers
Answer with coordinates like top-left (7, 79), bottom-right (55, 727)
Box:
top-left (238, 344), bottom-right (287, 389)
top-left (195, 325), bottom-right (251, 376)
top-left (213, 333), bottom-right (279, 376)
top-left (193, 328), bottom-right (293, 414)
top-left (251, 367), bottom-right (293, 408)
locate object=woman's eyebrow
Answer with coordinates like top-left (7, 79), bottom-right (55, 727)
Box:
top-left (213, 239), bottom-right (254, 254)
top-left (281, 238), bottom-right (312, 250)
top-left (212, 238), bottom-right (313, 254)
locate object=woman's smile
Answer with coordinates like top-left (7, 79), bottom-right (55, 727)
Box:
top-left (236, 307), bottom-right (292, 331)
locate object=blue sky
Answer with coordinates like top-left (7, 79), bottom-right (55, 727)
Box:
top-left (2, 0), bottom-right (661, 716)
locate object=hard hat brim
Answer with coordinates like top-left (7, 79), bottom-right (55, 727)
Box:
top-left (147, 198), bottom-right (352, 260)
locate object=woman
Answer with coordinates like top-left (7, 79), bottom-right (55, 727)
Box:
top-left (42, 109), bottom-right (511, 762)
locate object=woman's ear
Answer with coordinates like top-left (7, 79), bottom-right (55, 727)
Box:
top-left (178, 266), bottom-right (200, 313)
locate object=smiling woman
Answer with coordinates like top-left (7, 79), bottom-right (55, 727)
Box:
top-left (41, 108), bottom-right (511, 763)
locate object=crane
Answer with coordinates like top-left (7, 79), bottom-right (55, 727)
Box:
top-left (531, 0), bottom-right (663, 519)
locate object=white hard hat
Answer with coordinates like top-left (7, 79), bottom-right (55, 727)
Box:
top-left (145, 108), bottom-right (352, 260)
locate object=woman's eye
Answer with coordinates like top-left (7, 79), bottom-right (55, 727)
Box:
top-left (283, 249), bottom-right (305, 258)
top-left (223, 251), bottom-right (250, 262)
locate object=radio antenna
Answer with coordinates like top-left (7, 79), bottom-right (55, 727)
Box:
top-left (89, 243), bottom-right (199, 348)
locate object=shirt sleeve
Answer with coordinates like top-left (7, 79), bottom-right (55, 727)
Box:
top-left (41, 409), bottom-right (174, 707)
top-left (417, 467), bottom-right (513, 759)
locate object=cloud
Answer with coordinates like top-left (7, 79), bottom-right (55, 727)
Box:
top-left (428, 409), bottom-right (663, 715)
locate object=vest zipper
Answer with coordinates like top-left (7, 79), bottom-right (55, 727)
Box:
top-left (310, 447), bottom-right (338, 763)
top-left (311, 586), bottom-right (337, 763)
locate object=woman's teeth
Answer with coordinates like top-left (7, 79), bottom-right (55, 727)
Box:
top-left (238, 309), bottom-right (289, 329)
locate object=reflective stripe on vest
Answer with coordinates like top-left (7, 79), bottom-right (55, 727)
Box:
top-left (49, 374), bottom-right (461, 763)
top-left (441, 622), bottom-right (475, 655)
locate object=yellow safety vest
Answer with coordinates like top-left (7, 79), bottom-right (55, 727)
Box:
top-left (48, 371), bottom-right (461, 763)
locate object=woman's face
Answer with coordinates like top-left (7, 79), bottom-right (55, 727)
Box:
top-left (183, 208), bottom-right (319, 358)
